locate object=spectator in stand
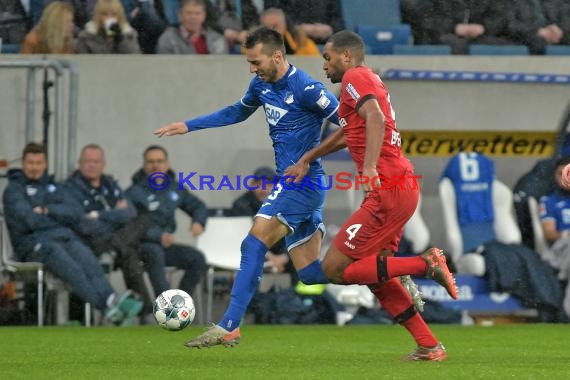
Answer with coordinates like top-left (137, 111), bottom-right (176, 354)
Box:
top-left (19, 1), bottom-right (75, 54)
top-left (126, 145), bottom-right (208, 300)
top-left (535, 0), bottom-right (570, 46)
top-left (260, 7), bottom-right (319, 56)
top-left (213, 0), bottom-right (260, 49)
top-left (264, 0), bottom-right (343, 44)
top-left (504, 0), bottom-right (566, 55)
top-left (121, 0), bottom-right (167, 53)
top-left (539, 156), bottom-right (570, 319)
top-left (64, 144), bottom-right (155, 321)
top-left (75, 0), bottom-right (141, 53)
top-left (156, 0), bottom-right (228, 54)
top-left (0, 0), bottom-right (30, 46)
top-left (227, 166), bottom-right (296, 282)
top-left (2, 143), bottom-right (143, 325)
top-left (420, 0), bottom-right (513, 55)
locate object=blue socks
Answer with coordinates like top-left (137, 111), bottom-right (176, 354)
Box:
top-left (219, 234), bottom-right (267, 331)
top-left (297, 259), bottom-right (329, 285)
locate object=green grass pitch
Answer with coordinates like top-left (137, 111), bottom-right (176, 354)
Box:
top-left (0, 324), bottom-right (567, 379)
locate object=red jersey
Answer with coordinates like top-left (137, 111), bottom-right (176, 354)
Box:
top-left (338, 66), bottom-right (411, 176)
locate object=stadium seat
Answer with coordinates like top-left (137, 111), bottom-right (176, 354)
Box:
top-left (161, 0), bottom-right (180, 26)
top-left (439, 153), bottom-right (521, 275)
top-left (468, 44), bottom-right (529, 56)
top-left (544, 45), bottom-right (570, 56)
top-left (356, 24), bottom-right (412, 55)
top-left (0, 215), bottom-right (93, 326)
top-left (403, 194), bottom-right (430, 254)
top-left (0, 215), bottom-right (45, 326)
top-left (393, 44), bottom-right (452, 55)
top-left (1, 44), bottom-right (20, 54)
top-left (340, 0), bottom-right (402, 31)
top-left (527, 196), bottom-right (554, 262)
top-left (196, 216), bottom-right (253, 323)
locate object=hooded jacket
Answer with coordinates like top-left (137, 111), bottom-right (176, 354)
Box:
top-left (125, 169), bottom-right (208, 244)
top-left (64, 170), bottom-right (137, 241)
top-left (2, 170), bottom-right (79, 257)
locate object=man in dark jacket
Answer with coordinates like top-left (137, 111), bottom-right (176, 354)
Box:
top-left (126, 145), bottom-right (207, 299)
top-left (2, 143), bottom-right (142, 324)
top-left (65, 144), bottom-right (154, 318)
top-left (421, 0), bottom-right (513, 54)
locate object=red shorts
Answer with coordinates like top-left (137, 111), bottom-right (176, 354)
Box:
top-left (333, 185), bottom-right (419, 260)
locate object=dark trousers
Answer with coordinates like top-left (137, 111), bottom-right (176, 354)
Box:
top-left (26, 237), bottom-right (114, 310)
top-left (140, 242), bottom-right (207, 297)
top-left (89, 215), bottom-right (154, 314)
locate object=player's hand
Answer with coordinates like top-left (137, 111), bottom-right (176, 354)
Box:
top-left (190, 222), bottom-right (204, 237)
top-left (283, 159), bottom-right (310, 184)
top-left (161, 232), bottom-right (174, 248)
top-left (561, 164), bottom-right (570, 190)
top-left (362, 167), bottom-right (380, 192)
top-left (154, 122), bottom-right (188, 138)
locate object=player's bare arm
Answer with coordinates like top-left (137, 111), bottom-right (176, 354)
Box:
top-left (359, 97), bottom-right (385, 192)
top-left (283, 128), bottom-right (346, 183)
top-left (153, 122), bottom-right (189, 137)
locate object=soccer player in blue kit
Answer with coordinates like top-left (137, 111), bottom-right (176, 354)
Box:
top-left (155, 27), bottom-right (340, 348)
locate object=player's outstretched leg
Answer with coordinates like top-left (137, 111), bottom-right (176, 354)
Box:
top-left (184, 233), bottom-right (267, 349)
top-left (341, 247), bottom-right (458, 299)
top-left (184, 323), bottom-right (241, 348)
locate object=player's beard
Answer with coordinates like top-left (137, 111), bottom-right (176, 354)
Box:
top-left (260, 64), bottom-right (278, 82)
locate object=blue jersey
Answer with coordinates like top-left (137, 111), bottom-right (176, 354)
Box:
top-left (539, 192), bottom-right (570, 231)
top-left (185, 65), bottom-right (339, 177)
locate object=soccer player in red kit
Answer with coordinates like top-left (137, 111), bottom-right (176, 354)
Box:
top-left (284, 30), bottom-right (457, 361)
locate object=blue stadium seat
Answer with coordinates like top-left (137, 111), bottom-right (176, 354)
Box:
top-left (162, 0), bottom-right (180, 26)
top-left (356, 24), bottom-right (412, 55)
top-left (340, 0), bottom-right (402, 31)
top-left (468, 44), bottom-right (529, 56)
top-left (544, 45), bottom-right (570, 56)
top-left (1, 44), bottom-right (20, 54)
top-left (393, 44), bottom-right (452, 55)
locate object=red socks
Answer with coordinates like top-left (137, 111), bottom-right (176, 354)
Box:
top-left (343, 255), bottom-right (427, 285)
top-left (370, 279), bottom-right (438, 347)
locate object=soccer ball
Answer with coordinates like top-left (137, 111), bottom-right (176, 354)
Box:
top-left (153, 289), bottom-right (195, 331)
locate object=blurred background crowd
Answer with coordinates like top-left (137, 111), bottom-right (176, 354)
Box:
top-left (1, 0), bottom-right (570, 55)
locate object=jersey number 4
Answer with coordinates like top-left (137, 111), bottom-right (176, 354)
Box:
top-left (345, 223), bottom-right (362, 240)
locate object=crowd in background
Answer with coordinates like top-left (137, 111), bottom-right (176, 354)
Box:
top-left (1, 0), bottom-right (570, 55)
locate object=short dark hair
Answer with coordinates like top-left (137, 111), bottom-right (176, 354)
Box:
top-left (22, 142), bottom-right (46, 158)
top-left (244, 26), bottom-right (286, 56)
top-left (80, 143), bottom-right (104, 158)
top-left (144, 145), bottom-right (168, 160)
top-left (327, 30), bottom-right (365, 60)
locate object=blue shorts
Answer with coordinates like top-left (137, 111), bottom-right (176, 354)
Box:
top-left (255, 175), bottom-right (326, 251)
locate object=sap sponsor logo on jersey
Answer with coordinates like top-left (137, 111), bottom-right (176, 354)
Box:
top-left (264, 103), bottom-right (288, 126)
top-left (316, 89), bottom-right (331, 110)
top-left (346, 83), bottom-right (360, 100)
